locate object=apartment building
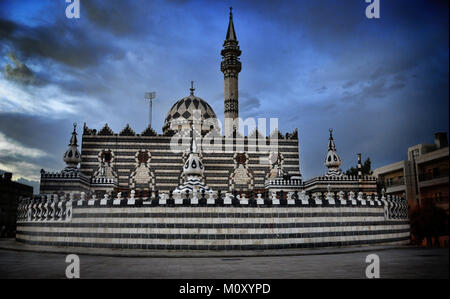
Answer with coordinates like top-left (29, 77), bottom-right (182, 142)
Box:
top-left (373, 133), bottom-right (449, 212)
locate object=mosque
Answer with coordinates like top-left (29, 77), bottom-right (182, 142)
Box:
top-left (40, 7), bottom-right (305, 197)
top-left (39, 8), bottom-right (375, 198)
top-left (15, 9), bottom-right (409, 251)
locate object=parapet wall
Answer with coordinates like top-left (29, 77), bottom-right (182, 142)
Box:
top-left (16, 195), bottom-right (410, 250)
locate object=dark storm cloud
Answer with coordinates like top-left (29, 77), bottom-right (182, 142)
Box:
top-left (238, 0), bottom-right (448, 44)
top-left (315, 86), bottom-right (327, 94)
top-left (0, 17), bottom-right (124, 69)
top-left (284, 73), bottom-right (449, 178)
top-left (342, 80), bottom-right (357, 89)
top-left (237, 0), bottom-right (448, 93)
top-left (4, 52), bottom-right (35, 84)
top-left (0, 112), bottom-right (74, 169)
top-left (239, 91), bottom-right (261, 116)
top-left (82, 0), bottom-right (154, 36)
top-left (0, 112), bottom-right (73, 189)
top-left (167, 0), bottom-right (192, 4)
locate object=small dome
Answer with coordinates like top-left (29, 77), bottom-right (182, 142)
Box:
top-left (325, 150), bottom-right (342, 168)
top-left (162, 93), bottom-right (217, 134)
top-left (183, 152), bottom-right (204, 177)
top-left (63, 147), bottom-right (81, 167)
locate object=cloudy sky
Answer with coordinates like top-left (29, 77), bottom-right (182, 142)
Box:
top-left (0, 0), bottom-right (448, 193)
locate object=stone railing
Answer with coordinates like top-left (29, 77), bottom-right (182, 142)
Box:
top-left (382, 195), bottom-right (409, 220)
top-left (41, 171), bottom-right (80, 179)
top-left (265, 178), bottom-right (302, 187)
top-left (91, 177), bottom-right (117, 185)
top-left (17, 190), bottom-right (408, 222)
top-left (17, 194), bottom-right (73, 223)
top-left (306, 175), bottom-right (377, 182)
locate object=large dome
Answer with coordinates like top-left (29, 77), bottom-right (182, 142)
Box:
top-left (162, 93), bottom-right (217, 134)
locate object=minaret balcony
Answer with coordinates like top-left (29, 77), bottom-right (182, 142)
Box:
top-left (221, 60), bottom-right (242, 73)
top-left (221, 47), bottom-right (241, 57)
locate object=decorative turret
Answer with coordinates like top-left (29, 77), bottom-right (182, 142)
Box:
top-left (173, 132), bottom-right (212, 194)
top-left (63, 123), bottom-right (81, 170)
top-left (183, 137), bottom-right (204, 178)
top-left (324, 129), bottom-right (343, 177)
top-left (221, 7), bottom-right (242, 137)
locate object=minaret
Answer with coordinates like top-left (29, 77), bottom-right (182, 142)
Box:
top-left (221, 7), bottom-right (242, 137)
top-left (324, 129), bottom-right (343, 177)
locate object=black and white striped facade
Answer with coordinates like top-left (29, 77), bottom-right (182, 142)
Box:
top-left (16, 192), bottom-right (409, 250)
top-left (69, 131), bottom-right (301, 194)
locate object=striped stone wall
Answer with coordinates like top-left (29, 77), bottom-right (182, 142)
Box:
top-left (304, 175), bottom-right (378, 194)
top-left (80, 135), bottom-right (301, 193)
top-left (40, 172), bottom-right (91, 194)
top-left (16, 204), bottom-right (409, 250)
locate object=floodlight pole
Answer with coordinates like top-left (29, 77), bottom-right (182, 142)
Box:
top-left (145, 92), bottom-right (156, 128)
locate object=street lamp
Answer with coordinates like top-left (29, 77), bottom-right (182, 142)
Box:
top-left (145, 92), bottom-right (156, 128)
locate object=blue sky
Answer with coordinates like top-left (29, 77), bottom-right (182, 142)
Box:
top-left (0, 0), bottom-right (448, 193)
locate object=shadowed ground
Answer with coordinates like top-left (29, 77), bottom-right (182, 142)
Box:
top-left (0, 243), bottom-right (447, 279)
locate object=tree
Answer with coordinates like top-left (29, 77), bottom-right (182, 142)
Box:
top-left (376, 179), bottom-right (386, 195)
top-left (344, 157), bottom-right (373, 176)
top-left (410, 204), bottom-right (449, 247)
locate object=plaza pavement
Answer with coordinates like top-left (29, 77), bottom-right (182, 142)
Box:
top-left (0, 239), bottom-right (448, 279)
